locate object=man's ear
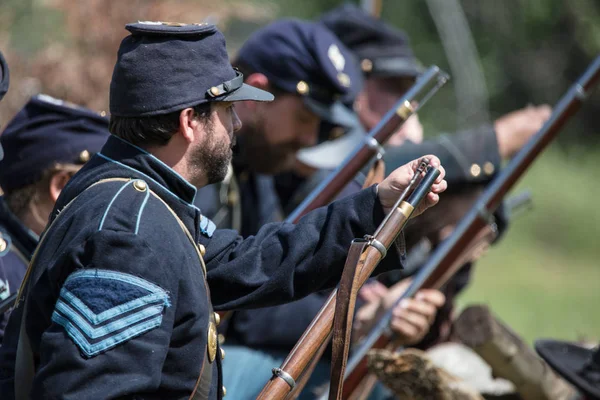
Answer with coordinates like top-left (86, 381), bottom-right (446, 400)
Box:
top-left (179, 108), bottom-right (199, 143)
top-left (243, 73), bottom-right (270, 111)
top-left (355, 91), bottom-right (379, 131)
top-left (48, 170), bottom-right (75, 203)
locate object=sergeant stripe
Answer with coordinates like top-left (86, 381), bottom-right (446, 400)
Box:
top-left (52, 311), bottom-right (164, 358)
top-left (53, 299), bottom-right (165, 339)
top-left (59, 288), bottom-right (167, 326)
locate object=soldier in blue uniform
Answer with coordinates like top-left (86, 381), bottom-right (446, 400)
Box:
top-left (0, 96), bottom-right (110, 342)
top-left (0, 22), bottom-right (447, 399)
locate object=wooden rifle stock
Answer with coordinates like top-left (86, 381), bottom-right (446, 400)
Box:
top-left (257, 163), bottom-right (440, 400)
top-left (286, 66), bottom-right (448, 223)
top-left (336, 55), bottom-right (600, 399)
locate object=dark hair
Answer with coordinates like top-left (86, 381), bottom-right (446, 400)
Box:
top-left (4, 163), bottom-right (80, 219)
top-left (109, 103), bottom-right (213, 148)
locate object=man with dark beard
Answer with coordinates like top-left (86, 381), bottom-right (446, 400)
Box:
top-left (0, 22), bottom-right (447, 399)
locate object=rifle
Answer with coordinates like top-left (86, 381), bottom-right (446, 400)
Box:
top-left (334, 55), bottom-right (600, 399)
top-left (257, 160), bottom-right (441, 400)
top-left (333, 191), bottom-right (532, 400)
top-left (286, 66), bottom-right (448, 223)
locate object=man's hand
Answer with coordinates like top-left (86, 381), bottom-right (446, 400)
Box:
top-left (381, 279), bottom-right (446, 346)
top-left (358, 280), bottom-right (388, 304)
top-left (494, 104), bottom-right (552, 159)
top-left (377, 155), bottom-right (447, 216)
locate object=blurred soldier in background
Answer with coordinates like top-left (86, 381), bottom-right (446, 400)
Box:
top-left (194, 19), bottom-right (361, 236)
top-left (0, 95), bottom-right (110, 341)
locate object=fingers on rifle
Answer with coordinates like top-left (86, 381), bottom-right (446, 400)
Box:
top-left (435, 165), bottom-right (446, 183)
top-left (393, 298), bottom-right (438, 323)
top-left (431, 179), bottom-right (447, 194)
top-left (416, 289), bottom-right (446, 308)
top-left (391, 308), bottom-right (430, 340)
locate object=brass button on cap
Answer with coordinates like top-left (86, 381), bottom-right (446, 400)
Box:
top-left (470, 163), bottom-right (481, 177)
top-left (214, 312), bottom-right (221, 326)
top-left (79, 150), bottom-right (91, 163)
top-left (220, 347), bottom-right (225, 360)
top-left (199, 244), bottom-right (206, 256)
top-left (210, 86), bottom-right (220, 96)
top-left (222, 386), bottom-right (226, 397)
top-left (483, 162), bottom-right (495, 175)
top-left (0, 238), bottom-right (7, 253)
top-left (133, 180), bottom-right (147, 192)
top-left (296, 81), bottom-right (309, 95)
top-left (361, 58), bottom-right (373, 73)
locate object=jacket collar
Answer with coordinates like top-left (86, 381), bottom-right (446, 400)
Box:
top-left (56, 135), bottom-right (216, 239)
top-left (100, 135), bottom-right (197, 204)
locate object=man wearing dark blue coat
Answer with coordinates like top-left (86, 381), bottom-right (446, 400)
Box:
top-left (0, 95), bottom-right (110, 341)
top-left (0, 22), bottom-right (447, 399)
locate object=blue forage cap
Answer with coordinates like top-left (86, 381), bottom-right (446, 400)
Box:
top-left (109, 22), bottom-right (273, 117)
top-left (320, 4), bottom-right (424, 78)
top-left (0, 94), bottom-right (110, 193)
top-left (235, 19), bottom-right (362, 127)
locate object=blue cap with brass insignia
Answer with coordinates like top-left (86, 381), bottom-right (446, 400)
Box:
top-left (0, 50), bottom-right (10, 161)
top-left (235, 19), bottom-right (362, 127)
top-left (109, 21), bottom-right (274, 117)
top-left (0, 94), bottom-right (110, 193)
top-left (320, 4), bottom-right (424, 78)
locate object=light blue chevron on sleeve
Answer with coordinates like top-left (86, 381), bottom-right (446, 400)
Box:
top-left (51, 269), bottom-right (170, 358)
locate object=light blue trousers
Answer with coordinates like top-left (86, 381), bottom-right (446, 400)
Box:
top-left (221, 345), bottom-right (392, 400)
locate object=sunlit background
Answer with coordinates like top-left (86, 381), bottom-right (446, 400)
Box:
top-left (1, 0), bottom-right (599, 343)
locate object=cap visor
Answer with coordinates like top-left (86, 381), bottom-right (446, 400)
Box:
top-left (535, 339), bottom-right (600, 398)
top-left (372, 58), bottom-right (424, 79)
top-left (297, 120), bottom-right (366, 170)
top-left (220, 83), bottom-right (274, 102)
top-left (304, 98), bottom-right (356, 128)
